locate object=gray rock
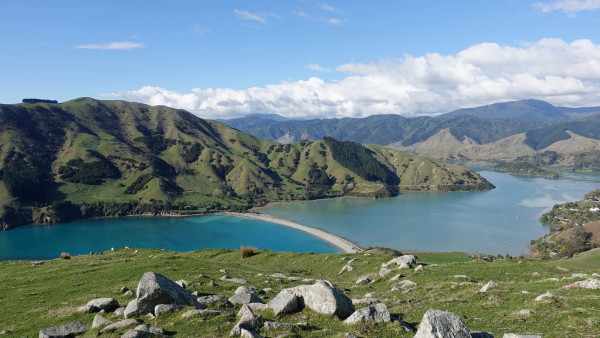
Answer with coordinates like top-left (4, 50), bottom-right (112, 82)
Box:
top-left (502, 334), bottom-right (541, 338)
top-left (471, 332), bottom-right (495, 338)
top-left (223, 277), bottom-right (248, 284)
top-left (121, 329), bottom-right (170, 338)
top-left (181, 309), bottom-right (220, 318)
top-left (397, 280), bottom-right (417, 288)
top-left (92, 314), bottom-right (113, 328)
top-left (114, 307), bottom-right (126, 317)
top-left (288, 280), bottom-right (355, 319)
top-left (77, 304), bottom-right (99, 313)
top-left (229, 286), bottom-right (264, 305)
top-left (174, 279), bottom-right (188, 289)
top-left (534, 291), bottom-right (556, 301)
top-left (87, 297), bottom-right (120, 312)
top-left (339, 263), bottom-right (354, 274)
top-left (197, 294), bottom-right (229, 308)
top-left (519, 309), bottom-right (531, 316)
top-left (124, 272), bottom-right (200, 318)
top-left (247, 303), bottom-right (267, 313)
top-left (39, 322), bottom-right (90, 338)
top-left (121, 287), bottom-right (130, 293)
top-left (237, 304), bottom-right (254, 317)
top-left (263, 321), bottom-right (293, 331)
top-left (230, 310), bottom-right (264, 336)
top-left (154, 304), bottom-right (185, 317)
top-left (344, 303), bottom-right (391, 324)
top-left (379, 267), bottom-right (392, 277)
top-left (345, 333), bottom-right (358, 338)
top-left (287, 276), bottom-right (302, 281)
top-left (355, 276), bottom-right (371, 284)
top-left (271, 273), bottom-right (287, 278)
top-left (0, 330), bottom-right (11, 335)
top-left (382, 255), bottom-right (416, 268)
top-left (125, 290), bottom-right (134, 296)
top-left (478, 281), bottom-right (498, 293)
top-left (389, 274), bottom-right (403, 281)
top-left (135, 324), bottom-right (166, 334)
top-left (101, 318), bottom-right (143, 333)
top-left (415, 264), bottom-right (424, 271)
top-left (414, 309), bottom-right (471, 338)
top-left (267, 291), bottom-right (300, 316)
top-left (398, 262), bottom-right (411, 269)
top-left (240, 328), bottom-right (261, 338)
top-left (351, 298), bottom-right (380, 306)
top-left (563, 278), bottom-right (600, 290)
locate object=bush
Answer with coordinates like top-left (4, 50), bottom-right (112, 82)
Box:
top-left (60, 252), bottom-right (71, 259)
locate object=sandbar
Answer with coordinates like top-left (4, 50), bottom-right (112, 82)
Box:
top-left (223, 212), bottom-right (362, 253)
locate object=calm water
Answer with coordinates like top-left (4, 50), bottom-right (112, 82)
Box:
top-left (0, 215), bottom-right (339, 261)
top-left (2, 170), bottom-right (599, 260)
top-left (260, 170), bottom-right (600, 256)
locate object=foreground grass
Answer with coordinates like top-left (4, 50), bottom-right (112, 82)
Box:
top-left (0, 248), bottom-right (598, 337)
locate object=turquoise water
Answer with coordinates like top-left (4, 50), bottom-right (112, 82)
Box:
top-left (0, 215), bottom-right (340, 261)
top-left (260, 170), bottom-right (600, 256)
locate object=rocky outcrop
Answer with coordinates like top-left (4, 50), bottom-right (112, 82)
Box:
top-left (344, 303), bottom-right (391, 324)
top-left (288, 280), bottom-right (355, 319)
top-left (39, 322), bottom-right (90, 338)
top-left (124, 272), bottom-right (200, 318)
top-left (197, 294), bottom-right (229, 308)
top-left (230, 309), bottom-right (264, 336)
top-left (228, 286), bottom-right (264, 305)
top-left (382, 255), bottom-right (416, 268)
top-left (267, 291), bottom-right (300, 316)
top-left (562, 278), bottom-right (600, 290)
top-left (414, 309), bottom-right (471, 338)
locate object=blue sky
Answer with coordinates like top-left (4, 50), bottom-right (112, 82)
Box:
top-left (2, 1), bottom-right (600, 118)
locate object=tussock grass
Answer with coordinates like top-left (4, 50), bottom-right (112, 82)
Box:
top-left (59, 252), bottom-right (71, 259)
top-left (240, 245), bottom-right (257, 258)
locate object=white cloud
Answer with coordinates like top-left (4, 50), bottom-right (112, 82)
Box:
top-left (318, 3), bottom-right (343, 14)
top-left (75, 41), bottom-right (145, 50)
top-left (234, 9), bottom-right (279, 24)
top-left (306, 63), bottom-right (332, 72)
top-left (533, 0), bottom-right (600, 16)
top-left (191, 24), bottom-right (211, 35)
top-left (104, 38), bottom-right (600, 120)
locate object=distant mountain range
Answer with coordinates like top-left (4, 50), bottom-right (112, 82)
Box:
top-left (222, 99), bottom-right (600, 171)
top-left (0, 98), bottom-right (491, 229)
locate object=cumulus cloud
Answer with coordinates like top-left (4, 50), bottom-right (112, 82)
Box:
top-left (533, 0), bottom-right (600, 16)
top-left (104, 38), bottom-right (600, 120)
top-left (234, 9), bottom-right (279, 24)
top-left (75, 41), bottom-right (145, 50)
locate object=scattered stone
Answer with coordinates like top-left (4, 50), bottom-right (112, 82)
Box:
top-left (271, 273), bottom-right (286, 279)
top-left (339, 264), bottom-right (354, 274)
top-left (222, 277), bottom-right (248, 284)
top-left (0, 330), bottom-right (11, 335)
top-left (364, 292), bottom-right (376, 298)
top-left (571, 273), bottom-right (588, 278)
top-left (389, 274), bottom-right (403, 281)
top-left (240, 328), bottom-right (261, 338)
top-left (154, 304), bottom-right (185, 317)
top-left (101, 318), bottom-right (142, 333)
top-left (228, 286), bottom-right (264, 305)
top-left (87, 297), bottom-right (120, 312)
top-left (382, 255), bottom-right (416, 268)
top-left (471, 332), bottom-right (495, 338)
top-left (454, 275), bottom-right (468, 279)
top-left (39, 322), bottom-right (90, 338)
top-left (413, 309), bottom-right (471, 338)
top-left (77, 304), bottom-right (99, 313)
top-left (478, 281), bottom-right (498, 293)
top-left (347, 258), bottom-right (357, 264)
top-left (592, 273), bottom-right (600, 277)
top-left (563, 278), bottom-right (600, 290)
top-left (534, 291), bottom-right (557, 301)
top-left (344, 303), bottom-right (391, 324)
top-left (32, 261), bottom-right (44, 266)
top-left (124, 272), bottom-right (201, 318)
top-left (92, 314), bottom-right (113, 328)
top-left (121, 329), bottom-right (165, 338)
top-left (503, 334), bottom-right (541, 338)
top-left (302, 278), bottom-right (314, 282)
top-left (209, 280), bottom-right (218, 287)
top-left (345, 333), bottom-right (358, 338)
top-left (351, 298), bottom-right (380, 306)
top-left (263, 321), bottom-right (293, 331)
top-left (415, 264), bottom-right (424, 271)
top-left (287, 276), bottom-right (302, 281)
top-left (135, 324), bottom-right (166, 334)
top-left (175, 279), bottom-right (189, 289)
top-left (398, 262), bottom-right (410, 269)
top-left (531, 272), bottom-right (540, 277)
top-left (519, 309), bottom-right (531, 316)
top-left (197, 294), bottom-right (228, 308)
top-left (219, 269), bottom-right (227, 273)
top-left (246, 303), bottom-right (267, 313)
top-left (397, 280), bottom-right (417, 288)
top-left (363, 253), bottom-right (371, 256)
top-left (355, 276), bottom-right (371, 284)
top-left (379, 267), bottom-right (392, 277)
top-left (544, 277), bottom-right (559, 281)
top-left (230, 309), bottom-right (264, 336)
top-left (287, 280), bottom-right (355, 319)
top-left (114, 307), bottom-right (126, 317)
top-left (125, 290), bottom-right (134, 296)
top-left (122, 287), bottom-right (130, 293)
top-left (262, 288), bottom-right (272, 293)
top-left (521, 291), bottom-right (530, 294)
top-left (181, 309), bottom-right (220, 318)
top-left (268, 291), bottom-right (300, 316)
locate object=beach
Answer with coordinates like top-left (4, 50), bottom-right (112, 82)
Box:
top-left (223, 212), bottom-right (362, 253)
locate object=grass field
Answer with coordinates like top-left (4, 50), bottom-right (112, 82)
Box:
top-left (0, 248), bottom-right (598, 337)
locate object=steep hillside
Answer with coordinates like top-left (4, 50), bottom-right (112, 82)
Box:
top-left (0, 98), bottom-right (491, 230)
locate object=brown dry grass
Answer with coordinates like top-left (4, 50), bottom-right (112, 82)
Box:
top-left (240, 245), bottom-right (257, 258)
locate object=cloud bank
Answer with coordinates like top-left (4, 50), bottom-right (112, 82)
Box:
top-left (105, 38), bottom-right (600, 119)
top-left (75, 41), bottom-right (145, 50)
top-left (533, 0), bottom-right (600, 16)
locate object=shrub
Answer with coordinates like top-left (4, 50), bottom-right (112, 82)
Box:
top-left (60, 252), bottom-right (71, 259)
top-left (240, 245), bottom-right (257, 258)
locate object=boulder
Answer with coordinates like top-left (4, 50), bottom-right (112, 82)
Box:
top-left (135, 324), bottom-right (166, 334)
top-left (478, 281), bottom-right (498, 293)
top-left (197, 294), bottom-right (228, 308)
top-left (344, 303), bottom-right (391, 324)
top-left (101, 318), bottom-right (142, 333)
top-left (92, 314), bottom-right (113, 328)
top-left (240, 328), bottom-right (261, 338)
top-left (339, 264), bottom-right (354, 274)
top-left (87, 297), bottom-right (120, 312)
top-left (382, 255), bottom-right (416, 268)
top-left (356, 276), bottom-right (371, 284)
top-left (398, 262), bottom-right (410, 269)
top-left (471, 332), bottom-right (495, 338)
top-left (181, 309), bottom-right (220, 318)
top-left (263, 321), bottom-right (293, 331)
top-left (230, 310), bottom-right (264, 336)
top-left (389, 274), bottom-right (403, 281)
top-left (221, 276), bottom-right (248, 284)
top-left (175, 279), bottom-right (188, 289)
top-left (39, 322), bottom-right (90, 338)
top-left (563, 278), bottom-right (600, 290)
top-left (267, 291), bottom-right (300, 316)
top-left (229, 286), bottom-right (264, 305)
top-left (414, 309), bottom-right (471, 338)
top-left (154, 304), bottom-right (186, 317)
top-left (351, 298), bottom-right (380, 306)
top-left (379, 268), bottom-right (392, 277)
top-left (415, 264), bottom-right (424, 271)
top-left (124, 272), bottom-right (200, 318)
top-left (77, 304), bottom-right (99, 313)
top-left (114, 307), bottom-right (126, 317)
top-left (288, 280), bottom-right (355, 319)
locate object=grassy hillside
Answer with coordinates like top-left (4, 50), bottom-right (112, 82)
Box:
top-left (0, 248), bottom-right (598, 337)
top-left (0, 98), bottom-right (491, 230)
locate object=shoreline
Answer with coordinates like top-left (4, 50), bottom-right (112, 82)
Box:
top-left (222, 212), bottom-right (362, 254)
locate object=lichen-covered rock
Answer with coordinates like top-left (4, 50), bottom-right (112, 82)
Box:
top-left (87, 297), bottom-right (120, 312)
top-left (229, 286), bottom-right (264, 305)
top-left (154, 304), bottom-right (185, 317)
top-left (124, 272), bottom-right (200, 318)
top-left (344, 303), bottom-right (391, 324)
top-left (230, 310), bottom-right (264, 336)
top-left (197, 294), bottom-right (229, 308)
top-left (288, 280), bottom-right (355, 319)
top-left (92, 314), bottom-right (113, 328)
top-left (562, 278), bottom-right (600, 290)
top-left (414, 309), bottom-right (471, 338)
top-left (267, 291), bottom-right (300, 316)
top-left (39, 322), bottom-right (90, 338)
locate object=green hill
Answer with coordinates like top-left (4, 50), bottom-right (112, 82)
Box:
top-left (0, 98), bottom-right (492, 229)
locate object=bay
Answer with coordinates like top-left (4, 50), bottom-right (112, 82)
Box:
top-left (259, 170), bottom-right (600, 256)
top-left (0, 215), bottom-right (340, 261)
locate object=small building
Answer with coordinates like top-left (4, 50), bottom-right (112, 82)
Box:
top-left (590, 207), bottom-right (600, 212)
